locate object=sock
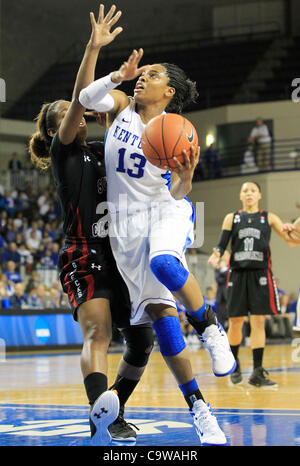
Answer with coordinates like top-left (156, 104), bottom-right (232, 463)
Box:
top-left (186, 297), bottom-right (207, 322)
top-left (230, 344), bottom-right (240, 360)
top-left (84, 372), bottom-right (108, 406)
top-left (179, 378), bottom-right (205, 410)
top-left (252, 347), bottom-right (264, 369)
top-left (109, 375), bottom-right (140, 407)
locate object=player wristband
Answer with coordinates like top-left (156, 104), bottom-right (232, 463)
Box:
top-left (215, 229), bottom-right (231, 256)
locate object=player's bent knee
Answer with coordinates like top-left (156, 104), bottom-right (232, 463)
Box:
top-left (150, 254), bottom-right (189, 292)
top-left (121, 325), bottom-right (154, 367)
top-left (153, 315), bottom-right (186, 357)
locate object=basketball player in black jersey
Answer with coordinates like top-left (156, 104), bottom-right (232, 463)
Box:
top-left (29, 4), bottom-right (153, 445)
top-left (208, 181), bottom-right (294, 387)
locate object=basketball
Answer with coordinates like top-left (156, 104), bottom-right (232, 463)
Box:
top-left (141, 113), bottom-right (198, 169)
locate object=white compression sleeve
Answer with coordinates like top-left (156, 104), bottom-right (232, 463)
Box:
top-left (79, 73), bottom-right (120, 112)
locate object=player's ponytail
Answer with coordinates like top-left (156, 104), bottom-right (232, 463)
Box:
top-left (29, 100), bottom-right (61, 170)
top-left (161, 63), bottom-right (199, 114)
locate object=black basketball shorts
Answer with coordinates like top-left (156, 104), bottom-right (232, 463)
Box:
top-left (58, 239), bottom-right (131, 327)
top-left (226, 268), bottom-right (280, 317)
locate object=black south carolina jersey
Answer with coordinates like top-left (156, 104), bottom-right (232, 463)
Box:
top-left (230, 209), bottom-right (272, 270)
top-left (50, 132), bottom-right (108, 242)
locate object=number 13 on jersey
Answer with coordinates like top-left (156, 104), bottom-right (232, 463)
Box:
top-left (116, 148), bottom-right (146, 179)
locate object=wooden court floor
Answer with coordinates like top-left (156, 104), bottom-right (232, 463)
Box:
top-left (0, 343), bottom-right (299, 446)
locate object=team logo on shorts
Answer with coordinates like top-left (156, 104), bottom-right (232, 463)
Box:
top-left (259, 276), bottom-right (267, 286)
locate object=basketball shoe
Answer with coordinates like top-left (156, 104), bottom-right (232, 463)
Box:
top-left (230, 358), bottom-right (243, 384)
top-left (248, 367), bottom-right (277, 387)
top-left (191, 399), bottom-right (227, 446)
top-left (187, 306), bottom-right (236, 376)
top-left (89, 390), bottom-right (119, 446)
top-left (108, 405), bottom-right (138, 442)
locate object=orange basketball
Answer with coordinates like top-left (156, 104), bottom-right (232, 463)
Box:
top-left (141, 113), bottom-right (198, 169)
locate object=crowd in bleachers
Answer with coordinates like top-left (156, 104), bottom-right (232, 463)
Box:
top-left (0, 173), bottom-right (69, 310)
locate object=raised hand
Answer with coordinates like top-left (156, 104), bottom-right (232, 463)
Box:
top-left (89, 4), bottom-right (123, 49)
top-left (111, 49), bottom-right (150, 83)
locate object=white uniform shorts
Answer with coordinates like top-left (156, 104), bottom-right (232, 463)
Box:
top-left (109, 199), bottom-right (194, 325)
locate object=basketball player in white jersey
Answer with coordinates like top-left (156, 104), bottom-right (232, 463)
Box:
top-left (79, 5), bottom-right (235, 445)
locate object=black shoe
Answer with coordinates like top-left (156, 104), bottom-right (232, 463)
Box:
top-left (230, 358), bottom-right (243, 384)
top-left (108, 405), bottom-right (138, 442)
top-left (186, 305), bottom-right (218, 335)
top-left (248, 367), bottom-right (277, 387)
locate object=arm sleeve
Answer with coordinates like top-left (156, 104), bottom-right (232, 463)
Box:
top-left (215, 229), bottom-right (232, 256)
top-left (78, 73), bottom-right (119, 111)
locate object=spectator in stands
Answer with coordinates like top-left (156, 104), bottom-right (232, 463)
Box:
top-left (4, 261), bottom-right (23, 284)
top-left (35, 284), bottom-right (49, 308)
top-left (25, 220), bottom-right (42, 243)
top-left (204, 143), bottom-right (221, 179)
top-left (0, 276), bottom-right (9, 301)
top-left (0, 210), bottom-right (8, 234)
top-left (26, 229), bottom-right (41, 253)
top-left (9, 282), bottom-right (27, 309)
top-left (33, 243), bottom-right (46, 266)
top-left (40, 247), bottom-right (56, 267)
top-left (49, 287), bottom-right (61, 308)
top-left (194, 154), bottom-right (205, 181)
top-left (51, 242), bottom-right (59, 266)
top-left (1, 272), bottom-right (15, 297)
top-left (13, 211), bottom-right (24, 230)
top-left (25, 284), bottom-right (41, 308)
top-left (42, 222), bottom-right (55, 240)
top-left (25, 271), bottom-right (41, 293)
top-left (248, 118), bottom-right (272, 171)
top-left (1, 241), bottom-right (21, 268)
top-left (3, 191), bottom-right (15, 217)
top-left (4, 223), bottom-right (19, 244)
top-left (44, 201), bottom-right (59, 223)
top-left (8, 152), bottom-right (22, 172)
top-left (14, 189), bottom-right (30, 213)
top-left (17, 242), bottom-right (33, 270)
top-left (41, 230), bottom-right (54, 246)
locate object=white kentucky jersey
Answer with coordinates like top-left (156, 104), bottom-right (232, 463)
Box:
top-left (104, 98), bottom-right (175, 213)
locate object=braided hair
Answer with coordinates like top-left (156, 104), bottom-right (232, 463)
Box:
top-left (29, 100), bottom-right (62, 170)
top-left (161, 63), bottom-right (199, 114)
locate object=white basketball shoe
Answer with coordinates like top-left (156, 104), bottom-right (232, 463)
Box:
top-left (192, 399), bottom-right (227, 446)
top-left (89, 390), bottom-right (120, 446)
top-left (200, 323), bottom-right (236, 377)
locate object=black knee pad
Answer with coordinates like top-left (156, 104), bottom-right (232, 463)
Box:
top-left (120, 324), bottom-right (154, 367)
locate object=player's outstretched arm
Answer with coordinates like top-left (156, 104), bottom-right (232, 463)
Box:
top-left (268, 212), bottom-right (297, 246)
top-left (59, 4), bottom-right (123, 145)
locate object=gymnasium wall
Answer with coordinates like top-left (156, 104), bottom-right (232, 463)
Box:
top-left (185, 99), bottom-right (300, 151)
top-left (189, 171), bottom-right (300, 295)
top-left (1, 99), bottom-right (299, 168)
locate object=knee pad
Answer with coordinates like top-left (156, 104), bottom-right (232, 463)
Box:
top-left (121, 324), bottom-right (154, 367)
top-left (153, 316), bottom-right (186, 357)
top-left (150, 254), bottom-right (189, 292)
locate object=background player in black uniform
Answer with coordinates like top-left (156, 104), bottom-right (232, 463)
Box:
top-left (28, 4), bottom-right (153, 445)
top-left (208, 181), bottom-right (294, 387)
